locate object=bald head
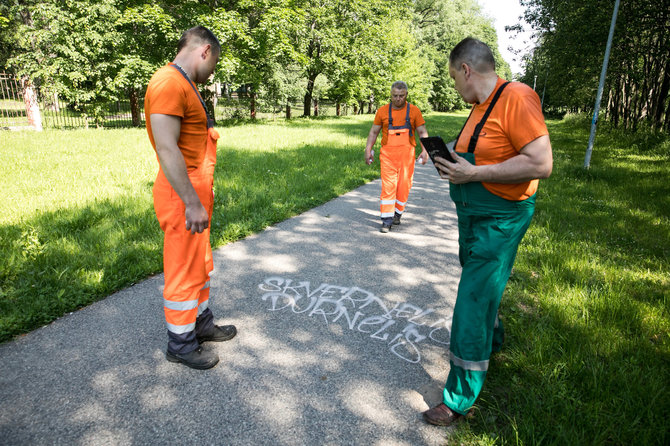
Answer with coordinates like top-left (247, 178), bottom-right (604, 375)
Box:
top-left (449, 37), bottom-right (496, 74)
top-left (177, 26), bottom-right (221, 55)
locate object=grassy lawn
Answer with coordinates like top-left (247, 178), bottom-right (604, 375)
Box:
top-left (0, 114), bottom-right (465, 343)
top-left (1, 113), bottom-right (668, 444)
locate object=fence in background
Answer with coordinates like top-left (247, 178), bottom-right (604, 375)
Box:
top-left (1, 72), bottom-right (364, 131)
top-left (1, 73), bottom-right (148, 130)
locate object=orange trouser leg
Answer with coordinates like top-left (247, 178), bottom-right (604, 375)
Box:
top-left (153, 170), bottom-right (214, 354)
top-left (394, 146), bottom-right (415, 215)
top-left (380, 144), bottom-right (415, 219)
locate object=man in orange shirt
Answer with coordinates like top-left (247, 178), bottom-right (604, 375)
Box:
top-left (145, 26), bottom-right (236, 370)
top-left (364, 81), bottom-right (429, 232)
top-left (422, 38), bottom-right (553, 425)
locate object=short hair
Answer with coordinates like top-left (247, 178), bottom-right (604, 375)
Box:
top-left (177, 26), bottom-right (221, 54)
top-left (391, 80), bottom-right (408, 91)
top-left (449, 37), bottom-right (496, 73)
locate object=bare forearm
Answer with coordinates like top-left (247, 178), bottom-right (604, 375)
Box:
top-left (416, 125), bottom-right (428, 139)
top-left (365, 126), bottom-right (381, 150)
top-left (471, 154), bottom-right (550, 183)
top-left (475, 135), bottom-right (552, 183)
top-left (416, 124), bottom-right (429, 152)
top-left (440, 135), bottom-right (553, 184)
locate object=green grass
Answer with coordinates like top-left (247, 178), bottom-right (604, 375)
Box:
top-left (448, 115), bottom-right (670, 445)
top-left (0, 113), bottom-right (465, 342)
top-left (1, 113), bottom-right (667, 444)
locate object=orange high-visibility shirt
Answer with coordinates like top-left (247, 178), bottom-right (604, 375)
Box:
top-left (374, 103), bottom-right (425, 147)
top-left (145, 64), bottom-right (208, 171)
top-left (455, 77), bottom-right (549, 201)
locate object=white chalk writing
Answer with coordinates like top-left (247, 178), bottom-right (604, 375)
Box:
top-left (258, 277), bottom-right (450, 363)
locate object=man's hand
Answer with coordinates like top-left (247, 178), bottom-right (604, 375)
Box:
top-left (416, 149), bottom-right (429, 165)
top-left (365, 124), bottom-right (382, 165)
top-left (434, 134), bottom-right (553, 184)
top-left (365, 147), bottom-right (374, 165)
top-left (415, 124), bottom-right (429, 165)
top-left (434, 152), bottom-right (475, 183)
top-left (185, 202), bottom-right (209, 234)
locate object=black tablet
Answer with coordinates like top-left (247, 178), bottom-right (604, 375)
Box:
top-left (420, 136), bottom-right (456, 172)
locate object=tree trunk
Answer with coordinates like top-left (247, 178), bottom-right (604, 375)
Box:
top-left (303, 72), bottom-right (318, 116)
top-left (654, 57), bottom-right (670, 129)
top-left (286, 100), bottom-right (291, 120)
top-left (313, 98), bottom-right (319, 116)
top-left (250, 86), bottom-right (257, 120)
top-left (336, 102), bottom-right (340, 116)
top-left (129, 89), bottom-right (141, 127)
top-left (22, 78), bottom-right (42, 131)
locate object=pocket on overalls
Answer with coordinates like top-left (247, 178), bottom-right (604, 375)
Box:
top-left (387, 128), bottom-right (410, 147)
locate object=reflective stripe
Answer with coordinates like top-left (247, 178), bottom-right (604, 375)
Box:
top-left (380, 200), bottom-right (395, 205)
top-left (381, 212), bottom-right (395, 218)
top-left (166, 322), bottom-right (196, 334)
top-left (395, 199), bottom-right (406, 206)
top-left (450, 352), bottom-right (489, 371)
top-left (395, 209), bottom-right (404, 215)
top-left (164, 298), bottom-right (199, 311)
top-left (198, 299), bottom-right (209, 315)
top-left (201, 281), bottom-right (210, 290)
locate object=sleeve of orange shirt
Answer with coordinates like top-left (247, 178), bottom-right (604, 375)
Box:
top-left (148, 75), bottom-right (187, 118)
top-left (373, 106), bottom-right (385, 126)
top-left (503, 86), bottom-right (548, 151)
top-left (411, 105), bottom-right (425, 129)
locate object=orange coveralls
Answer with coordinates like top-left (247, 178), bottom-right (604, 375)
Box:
top-left (379, 103), bottom-right (418, 222)
top-left (146, 64), bottom-right (220, 354)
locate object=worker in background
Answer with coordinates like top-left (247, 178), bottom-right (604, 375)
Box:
top-left (364, 81), bottom-right (429, 233)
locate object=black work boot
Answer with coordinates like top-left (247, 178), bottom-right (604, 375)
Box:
top-left (165, 346), bottom-right (219, 370)
top-left (197, 324), bottom-right (237, 343)
top-left (392, 213), bottom-right (402, 226)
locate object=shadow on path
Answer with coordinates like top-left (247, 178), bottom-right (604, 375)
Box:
top-left (0, 164), bottom-right (460, 445)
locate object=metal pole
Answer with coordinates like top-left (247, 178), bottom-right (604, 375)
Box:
top-left (584, 0), bottom-right (620, 168)
top-left (541, 66), bottom-right (548, 110)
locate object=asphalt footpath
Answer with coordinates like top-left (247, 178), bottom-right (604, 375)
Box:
top-left (0, 162), bottom-right (463, 446)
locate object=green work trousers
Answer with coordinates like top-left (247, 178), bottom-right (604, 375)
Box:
top-left (443, 155), bottom-right (536, 415)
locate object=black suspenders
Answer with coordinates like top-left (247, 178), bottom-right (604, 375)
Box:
top-left (388, 102), bottom-right (413, 137)
top-left (170, 64), bottom-right (214, 129)
top-left (454, 82), bottom-right (510, 153)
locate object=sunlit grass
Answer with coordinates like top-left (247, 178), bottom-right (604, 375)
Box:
top-left (3, 113), bottom-right (666, 444)
top-left (0, 113), bottom-right (466, 342)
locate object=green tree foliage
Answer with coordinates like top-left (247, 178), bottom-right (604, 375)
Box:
top-left (289, 0), bottom-right (421, 116)
top-left (0, 4), bottom-right (18, 70)
top-left (114, 2), bottom-right (180, 126)
top-left (8, 0), bottom-right (123, 127)
top-left (204, 0), bottom-right (303, 119)
top-left (414, 0), bottom-right (511, 111)
top-left (520, 0), bottom-right (670, 131)
top-left (3, 0), bottom-right (516, 121)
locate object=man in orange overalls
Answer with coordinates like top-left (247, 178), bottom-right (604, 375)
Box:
top-left (364, 81), bottom-right (429, 232)
top-left (145, 26), bottom-right (236, 370)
